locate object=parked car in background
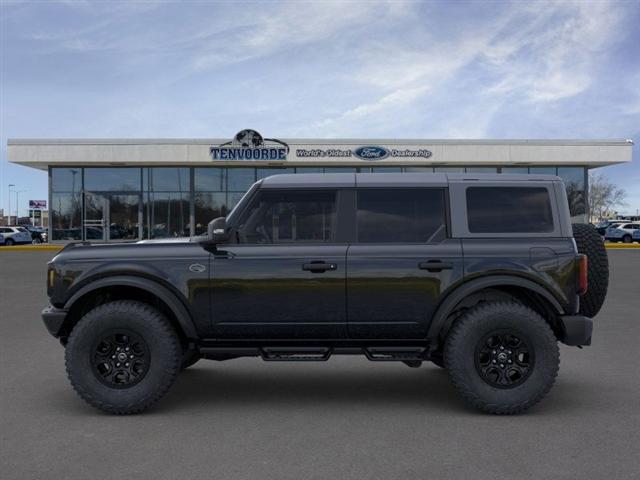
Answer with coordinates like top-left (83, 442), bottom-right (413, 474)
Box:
top-left (632, 229), bottom-right (640, 243)
top-left (605, 223), bottom-right (640, 243)
top-left (595, 220), bottom-right (625, 236)
top-left (0, 226), bottom-right (32, 246)
top-left (0, 232), bottom-right (4, 245)
top-left (21, 225), bottom-right (48, 244)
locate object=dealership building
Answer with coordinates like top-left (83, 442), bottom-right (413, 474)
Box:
top-left (7, 131), bottom-right (633, 243)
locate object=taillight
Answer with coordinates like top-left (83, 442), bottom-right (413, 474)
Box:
top-left (577, 254), bottom-right (588, 295)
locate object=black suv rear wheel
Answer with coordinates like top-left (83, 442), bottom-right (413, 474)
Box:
top-left (65, 300), bottom-right (181, 414)
top-left (444, 302), bottom-right (559, 414)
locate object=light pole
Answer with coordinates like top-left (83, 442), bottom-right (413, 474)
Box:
top-left (15, 190), bottom-right (26, 225)
top-left (8, 184), bottom-right (15, 225)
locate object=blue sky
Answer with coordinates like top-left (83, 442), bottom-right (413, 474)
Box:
top-left (1, 0), bottom-right (639, 216)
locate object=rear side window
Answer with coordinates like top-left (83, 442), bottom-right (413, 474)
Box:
top-left (466, 187), bottom-right (554, 233)
top-left (356, 188), bottom-right (446, 243)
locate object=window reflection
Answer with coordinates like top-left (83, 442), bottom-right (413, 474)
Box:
top-left (145, 193), bottom-right (189, 238)
top-left (51, 193), bottom-right (81, 240)
top-left (145, 168), bottom-right (189, 192)
top-left (85, 168), bottom-right (141, 191)
top-left (194, 192), bottom-right (227, 235)
top-left (51, 168), bottom-right (82, 193)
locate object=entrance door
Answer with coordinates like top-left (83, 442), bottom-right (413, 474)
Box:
top-left (84, 193), bottom-right (142, 241)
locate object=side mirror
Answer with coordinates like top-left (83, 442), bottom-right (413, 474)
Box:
top-left (207, 217), bottom-right (229, 244)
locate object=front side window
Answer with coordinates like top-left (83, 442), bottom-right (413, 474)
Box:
top-left (237, 190), bottom-right (337, 244)
top-left (466, 187), bottom-right (554, 233)
top-left (356, 188), bottom-right (446, 243)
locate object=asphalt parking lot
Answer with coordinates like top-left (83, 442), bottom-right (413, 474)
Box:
top-left (1, 250), bottom-right (639, 479)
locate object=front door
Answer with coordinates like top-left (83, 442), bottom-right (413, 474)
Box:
top-left (84, 193), bottom-right (142, 241)
top-left (211, 189), bottom-right (347, 339)
top-left (346, 188), bottom-right (464, 338)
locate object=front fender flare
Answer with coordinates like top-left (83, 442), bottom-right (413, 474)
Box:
top-left (426, 275), bottom-right (565, 344)
top-left (64, 275), bottom-right (198, 339)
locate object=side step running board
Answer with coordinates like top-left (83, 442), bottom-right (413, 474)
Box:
top-left (364, 347), bottom-right (428, 362)
top-left (261, 347), bottom-right (332, 361)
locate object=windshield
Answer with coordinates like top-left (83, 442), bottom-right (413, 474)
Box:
top-left (226, 180), bottom-right (261, 225)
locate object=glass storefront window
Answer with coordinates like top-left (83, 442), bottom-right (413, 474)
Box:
top-left (404, 167), bottom-right (434, 172)
top-left (194, 168), bottom-right (225, 191)
top-left (529, 167), bottom-right (557, 175)
top-left (465, 167), bottom-right (498, 173)
top-left (145, 192), bottom-right (189, 238)
top-left (144, 168), bottom-right (189, 192)
top-left (434, 167), bottom-right (464, 172)
top-left (370, 167), bottom-right (402, 172)
top-left (500, 167), bottom-right (529, 174)
top-left (256, 168), bottom-right (295, 180)
top-left (557, 167), bottom-right (586, 220)
top-left (51, 192), bottom-right (81, 240)
top-left (322, 167), bottom-right (358, 173)
top-left (84, 168), bottom-right (141, 191)
top-left (51, 168), bottom-right (82, 193)
top-left (227, 168), bottom-right (256, 191)
top-left (295, 167), bottom-right (324, 174)
top-left (194, 192), bottom-right (227, 235)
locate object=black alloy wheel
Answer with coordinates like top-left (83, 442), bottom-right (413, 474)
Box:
top-left (91, 330), bottom-right (150, 388)
top-left (475, 330), bottom-right (533, 388)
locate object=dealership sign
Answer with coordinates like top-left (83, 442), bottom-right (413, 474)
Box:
top-left (211, 129), bottom-right (289, 160)
top-left (29, 200), bottom-right (47, 209)
top-left (211, 130), bottom-right (433, 162)
top-left (296, 146), bottom-right (432, 160)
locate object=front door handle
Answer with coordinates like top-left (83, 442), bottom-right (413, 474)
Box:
top-left (418, 261), bottom-right (453, 272)
top-left (302, 262), bottom-right (337, 273)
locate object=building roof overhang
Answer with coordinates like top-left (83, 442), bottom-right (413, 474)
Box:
top-left (7, 138), bottom-right (634, 171)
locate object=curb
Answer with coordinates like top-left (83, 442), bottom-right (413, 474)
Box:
top-left (604, 243), bottom-right (640, 249)
top-left (0, 245), bottom-right (63, 251)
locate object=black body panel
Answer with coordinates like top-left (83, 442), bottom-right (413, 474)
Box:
top-left (43, 173), bottom-right (590, 351)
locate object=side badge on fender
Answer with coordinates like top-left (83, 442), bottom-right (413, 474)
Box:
top-left (189, 263), bottom-right (206, 273)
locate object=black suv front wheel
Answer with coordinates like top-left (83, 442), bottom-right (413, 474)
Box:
top-left (65, 300), bottom-right (181, 414)
top-left (444, 302), bottom-right (559, 414)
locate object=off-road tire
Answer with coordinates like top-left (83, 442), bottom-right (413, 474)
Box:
top-left (5, 238), bottom-right (14, 246)
top-left (65, 300), bottom-right (181, 414)
top-left (572, 223), bottom-right (609, 317)
top-left (181, 349), bottom-right (200, 370)
top-left (444, 302), bottom-right (559, 415)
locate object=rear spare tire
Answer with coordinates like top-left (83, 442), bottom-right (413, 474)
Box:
top-left (572, 223), bottom-right (609, 317)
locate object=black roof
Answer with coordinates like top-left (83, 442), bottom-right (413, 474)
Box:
top-left (260, 172), bottom-right (560, 188)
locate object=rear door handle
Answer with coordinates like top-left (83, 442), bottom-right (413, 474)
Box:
top-left (418, 261), bottom-right (453, 272)
top-left (302, 262), bottom-right (337, 273)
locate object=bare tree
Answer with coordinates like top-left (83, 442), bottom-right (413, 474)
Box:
top-left (588, 172), bottom-right (627, 221)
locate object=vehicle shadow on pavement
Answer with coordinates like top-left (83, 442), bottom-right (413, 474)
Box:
top-left (153, 363), bottom-right (476, 414)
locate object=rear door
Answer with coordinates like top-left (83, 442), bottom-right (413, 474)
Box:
top-left (346, 187), bottom-right (463, 338)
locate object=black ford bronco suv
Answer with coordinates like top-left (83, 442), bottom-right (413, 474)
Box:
top-left (43, 173), bottom-right (609, 414)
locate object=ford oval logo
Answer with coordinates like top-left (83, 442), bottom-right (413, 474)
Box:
top-left (354, 146), bottom-right (389, 160)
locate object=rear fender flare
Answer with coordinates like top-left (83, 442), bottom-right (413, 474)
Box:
top-left (427, 275), bottom-right (565, 344)
top-left (64, 275), bottom-right (198, 339)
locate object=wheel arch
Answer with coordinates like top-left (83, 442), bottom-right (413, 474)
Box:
top-left (61, 275), bottom-right (198, 342)
top-left (427, 275), bottom-right (565, 347)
